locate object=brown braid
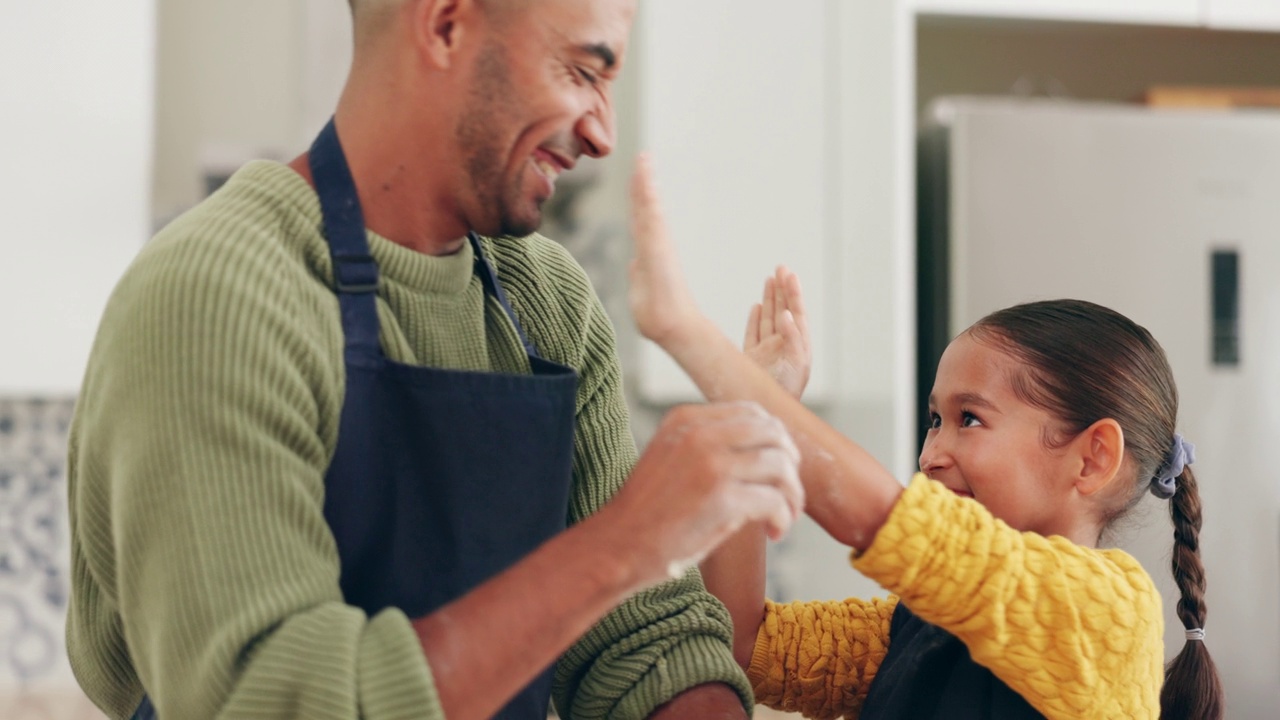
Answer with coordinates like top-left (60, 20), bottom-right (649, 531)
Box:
top-left (1160, 467), bottom-right (1224, 720)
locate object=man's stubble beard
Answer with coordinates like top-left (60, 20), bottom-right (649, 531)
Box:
top-left (455, 42), bottom-right (543, 239)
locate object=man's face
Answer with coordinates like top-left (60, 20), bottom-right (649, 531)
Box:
top-left (454, 0), bottom-right (635, 238)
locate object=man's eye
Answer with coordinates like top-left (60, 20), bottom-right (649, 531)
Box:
top-left (576, 67), bottom-right (599, 86)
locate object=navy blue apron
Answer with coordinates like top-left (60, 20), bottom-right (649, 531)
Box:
top-left (133, 119), bottom-right (578, 720)
top-left (859, 603), bottom-right (1045, 719)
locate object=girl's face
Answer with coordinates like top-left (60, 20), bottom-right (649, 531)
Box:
top-left (920, 333), bottom-right (1085, 539)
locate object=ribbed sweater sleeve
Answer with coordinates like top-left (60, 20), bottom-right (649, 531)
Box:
top-left (747, 476), bottom-right (1163, 719)
top-left (66, 180), bottom-right (440, 719)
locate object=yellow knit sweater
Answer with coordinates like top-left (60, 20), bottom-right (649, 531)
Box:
top-left (748, 476), bottom-right (1164, 719)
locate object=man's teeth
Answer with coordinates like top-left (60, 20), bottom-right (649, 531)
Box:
top-left (536, 159), bottom-right (560, 179)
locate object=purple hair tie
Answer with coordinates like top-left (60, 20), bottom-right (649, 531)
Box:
top-left (1150, 433), bottom-right (1195, 500)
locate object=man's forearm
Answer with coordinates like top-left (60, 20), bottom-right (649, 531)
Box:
top-left (412, 505), bottom-right (646, 720)
top-left (647, 683), bottom-right (750, 719)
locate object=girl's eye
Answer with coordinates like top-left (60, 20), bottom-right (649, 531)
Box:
top-left (927, 412), bottom-right (941, 430)
top-left (961, 411), bottom-right (983, 428)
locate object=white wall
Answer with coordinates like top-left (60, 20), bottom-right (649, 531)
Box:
top-left (634, 1), bottom-right (839, 406)
top-left (0, 0), bottom-right (156, 395)
top-left (152, 1), bottom-right (317, 224)
top-left (0, 0), bottom-right (331, 395)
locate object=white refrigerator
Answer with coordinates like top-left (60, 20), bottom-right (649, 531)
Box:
top-left (918, 97), bottom-right (1280, 718)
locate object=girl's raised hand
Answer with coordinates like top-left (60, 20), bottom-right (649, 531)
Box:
top-left (628, 155), bottom-right (702, 347)
top-left (744, 267), bottom-right (811, 399)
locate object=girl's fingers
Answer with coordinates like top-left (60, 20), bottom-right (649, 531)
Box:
top-left (760, 277), bottom-right (776, 339)
top-left (779, 309), bottom-right (803, 348)
top-left (780, 268), bottom-right (810, 350)
top-left (772, 267), bottom-right (788, 330)
top-left (743, 303), bottom-right (762, 349)
top-left (629, 156), bottom-right (653, 236)
top-left (630, 155), bottom-right (669, 257)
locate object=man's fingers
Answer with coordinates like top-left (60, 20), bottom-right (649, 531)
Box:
top-left (655, 402), bottom-right (775, 448)
top-left (728, 447), bottom-right (804, 537)
top-left (635, 403), bottom-right (803, 580)
top-left (720, 413), bottom-right (800, 464)
top-left (663, 404), bottom-right (799, 468)
top-left (737, 484), bottom-right (799, 543)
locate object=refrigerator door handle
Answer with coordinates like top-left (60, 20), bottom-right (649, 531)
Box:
top-left (1211, 248), bottom-right (1240, 367)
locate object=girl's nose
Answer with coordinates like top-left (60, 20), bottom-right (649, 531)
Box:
top-left (918, 437), bottom-right (950, 474)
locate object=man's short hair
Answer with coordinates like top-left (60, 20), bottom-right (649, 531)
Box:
top-left (349, 0), bottom-right (523, 27)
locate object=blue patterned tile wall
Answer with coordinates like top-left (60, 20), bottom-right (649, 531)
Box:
top-left (0, 398), bottom-right (78, 692)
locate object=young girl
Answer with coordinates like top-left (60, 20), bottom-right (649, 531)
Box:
top-left (627, 157), bottom-right (1223, 719)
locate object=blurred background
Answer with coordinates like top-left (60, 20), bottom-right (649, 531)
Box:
top-left (3, 1), bottom-right (1280, 718)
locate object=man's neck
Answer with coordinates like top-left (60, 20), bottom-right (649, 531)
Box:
top-left (288, 111), bottom-right (471, 257)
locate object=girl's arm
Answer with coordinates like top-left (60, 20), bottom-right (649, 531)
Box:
top-left (699, 266), bottom-right (811, 667)
top-left (628, 156), bottom-right (902, 552)
top-left (698, 525), bottom-right (766, 670)
top-left (627, 158), bottom-right (1162, 717)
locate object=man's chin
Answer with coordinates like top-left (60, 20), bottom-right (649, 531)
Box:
top-left (495, 218), bottom-right (541, 239)
top-left (493, 203), bottom-right (546, 238)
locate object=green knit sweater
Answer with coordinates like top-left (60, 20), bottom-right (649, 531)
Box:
top-left (66, 161), bottom-right (750, 719)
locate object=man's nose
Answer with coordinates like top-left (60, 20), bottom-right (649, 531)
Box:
top-left (576, 100), bottom-right (616, 159)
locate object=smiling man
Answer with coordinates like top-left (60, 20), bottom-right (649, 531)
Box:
top-left (64, 1), bottom-right (804, 718)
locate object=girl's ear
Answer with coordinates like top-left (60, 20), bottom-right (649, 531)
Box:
top-left (1074, 418), bottom-right (1125, 496)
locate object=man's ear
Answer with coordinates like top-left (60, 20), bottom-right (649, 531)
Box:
top-left (1073, 418), bottom-right (1125, 496)
top-left (413, 0), bottom-right (478, 69)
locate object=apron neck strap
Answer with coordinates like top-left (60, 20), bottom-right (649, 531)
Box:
top-left (469, 234), bottom-right (540, 359)
top-left (310, 118), bottom-right (544, 362)
top-left (310, 119), bottom-right (381, 354)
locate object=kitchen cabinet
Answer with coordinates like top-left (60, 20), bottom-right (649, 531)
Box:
top-left (910, 0), bottom-right (1200, 26)
top-left (914, 0), bottom-right (1280, 31)
top-left (1207, 0), bottom-right (1280, 31)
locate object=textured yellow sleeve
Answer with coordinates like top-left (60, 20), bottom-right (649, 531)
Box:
top-left (852, 475), bottom-right (1164, 719)
top-left (747, 595), bottom-right (898, 719)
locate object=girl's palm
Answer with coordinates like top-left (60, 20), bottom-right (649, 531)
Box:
top-left (744, 267), bottom-right (811, 399)
top-left (628, 155), bottom-right (699, 344)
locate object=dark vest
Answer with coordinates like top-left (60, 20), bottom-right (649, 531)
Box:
top-left (860, 603), bottom-right (1046, 720)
